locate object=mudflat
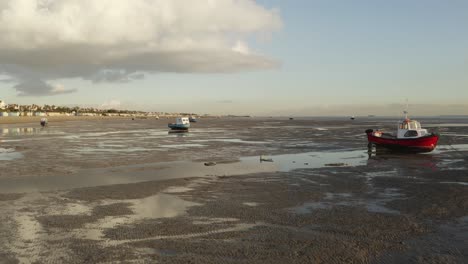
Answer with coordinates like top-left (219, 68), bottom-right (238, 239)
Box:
top-left (0, 117), bottom-right (467, 263)
top-left (0, 115), bottom-right (132, 125)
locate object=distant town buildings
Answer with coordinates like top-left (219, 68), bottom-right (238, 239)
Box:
top-left (0, 101), bottom-right (205, 119)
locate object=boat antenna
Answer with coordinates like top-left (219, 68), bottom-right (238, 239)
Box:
top-left (403, 99), bottom-right (409, 120)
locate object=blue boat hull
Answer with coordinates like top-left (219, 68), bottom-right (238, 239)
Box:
top-left (168, 123), bottom-right (190, 130)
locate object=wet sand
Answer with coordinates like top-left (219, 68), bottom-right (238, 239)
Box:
top-left (0, 117), bottom-right (467, 263)
top-left (0, 115), bottom-right (135, 125)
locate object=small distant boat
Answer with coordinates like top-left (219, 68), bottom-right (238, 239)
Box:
top-left (168, 117), bottom-right (190, 132)
top-left (365, 113), bottom-right (439, 153)
top-left (350, 116), bottom-right (355, 120)
top-left (260, 155), bottom-right (273, 162)
top-left (289, 117), bottom-right (294, 120)
top-left (40, 118), bottom-right (48, 127)
top-left (189, 116), bottom-right (197, 123)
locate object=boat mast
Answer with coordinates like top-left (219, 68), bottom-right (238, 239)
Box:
top-left (403, 99), bottom-right (409, 120)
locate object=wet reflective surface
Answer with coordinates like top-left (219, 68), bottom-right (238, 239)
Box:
top-left (241, 149), bottom-right (368, 171)
top-left (0, 117), bottom-right (467, 263)
top-left (0, 148), bottom-right (23, 161)
top-left (1, 127), bottom-right (43, 136)
top-left (1, 117), bottom-right (468, 191)
top-left (131, 194), bottom-right (200, 219)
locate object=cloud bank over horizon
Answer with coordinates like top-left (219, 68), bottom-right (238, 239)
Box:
top-left (0, 0), bottom-right (282, 96)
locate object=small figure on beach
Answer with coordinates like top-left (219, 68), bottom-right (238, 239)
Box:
top-left (40, 117), bottom-right (48, 127)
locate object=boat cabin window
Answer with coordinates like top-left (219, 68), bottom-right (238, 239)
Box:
top-left (400, 120), bottom-right (421, 130)
top-left (414, 122), bottom-right (421, 129)
top-left (404, 130), bottom-right (418, 137)
top-left (400, 122), bottom-right (411, 129)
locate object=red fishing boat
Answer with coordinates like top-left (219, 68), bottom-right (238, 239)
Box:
top-left (365, 114), bottom-right (439, 153)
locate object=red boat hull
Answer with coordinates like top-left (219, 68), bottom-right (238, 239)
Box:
top-left (366, 132), bottom-right (439, 153)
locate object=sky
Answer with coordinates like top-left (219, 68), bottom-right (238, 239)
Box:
top-left (0, 0), bottom-right (467, 116)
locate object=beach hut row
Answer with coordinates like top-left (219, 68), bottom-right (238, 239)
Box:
top-left (0, 111), bottom-right (49, 117)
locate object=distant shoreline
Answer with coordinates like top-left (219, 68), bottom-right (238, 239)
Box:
top-left (0, 116), bottom-right (135, 125)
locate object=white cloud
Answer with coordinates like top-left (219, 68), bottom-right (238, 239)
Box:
top-left (232, 41), bottom-right (250, 54)
top-left (0, 0), bottom-right (282, 96)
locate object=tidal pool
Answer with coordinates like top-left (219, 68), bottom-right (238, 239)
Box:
top-left (0, 148), bottom-right (23, 161)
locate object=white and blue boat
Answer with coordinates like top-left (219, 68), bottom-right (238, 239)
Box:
top-left (189, 116), bottom-right (197, 122)
top-left (168, 117), bottom-right (190, 132)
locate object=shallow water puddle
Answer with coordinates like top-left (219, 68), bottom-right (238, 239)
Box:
top-left (0, 158), bottom-right (277, 193)
top-left (325, 192), bottom-right (352, 199)
top-left (292, 201), bottom-right (335, 213)
top-left (441, 133), bottom-right (468, 137)
top-left (0, 149), bottom-right (370, 194)
top-left (243, 202), bottom-right (260, 207)
top-left (241, 149), bottom-right (368, 172)
top-left (191, 138), bottom-right (268, 144)
top-left (0, 127), bottom-right (67, 138)
top-left (192, 217), bottom-right (239, 225)
top-left (292, 189), bottom-right (402, 215)
top-left (79, 129), bottom-right (157, 138)
top-left (74, 146), bottom-right (155, 153)
top-left (365, 202), bottom-right (400, 214)
top-left (440, 181), bottom-right (468, 186)
top-left (1, 127), bottom-right (42, 136)
top-left (365, 170), bottom-right (398, 178)
top-left (105, 223), bottom-right (257, 246)
top-left (163, 186), bottom-right (194, 193)
top-left (160, 144), bottom-right (207, 148)
top-left (77, 193), bottom-right (201, 241)
top-left (131, 194), bottom-right (200, 219)
top-left (0, 148), bottom-right (23, 161)
top-left (292, 200), bottom-right (400, 215)
top-left (365, 188), bottom-right (403, 215)
top-left (437, 144), bottom-right (468, 152)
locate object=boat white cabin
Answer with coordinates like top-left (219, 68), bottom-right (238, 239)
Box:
top-left (176, 117), bottom-right (190, 125)
top-left (396, 119), bottom-right (428, 139)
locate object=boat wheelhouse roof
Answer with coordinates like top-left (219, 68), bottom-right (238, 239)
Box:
top-left (399, 119), bottom-right (421, 130)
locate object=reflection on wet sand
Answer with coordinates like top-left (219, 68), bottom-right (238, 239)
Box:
top-left (0, 158), bottom-right (277, 193)
top-left (0, 141), bottom-right (462, 193)
top-left (131, 194), bottom-right (200, 219)
top-left (1, 127), bottom-right (42, 136)
top-left (81, 193), bottom-right (201, 241)
top-left (0, 148), bottom-right (23, 161)
top-left (0, 147), bottom-right (398, 193)
top-left (242, 149), bottom-right (368, 171)
top-left (291, 190), bottom-right (402, 215)
top-left (0, 118), bottom-right (467, 263)
top-left (3, 190), bottom-right (206, 260)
